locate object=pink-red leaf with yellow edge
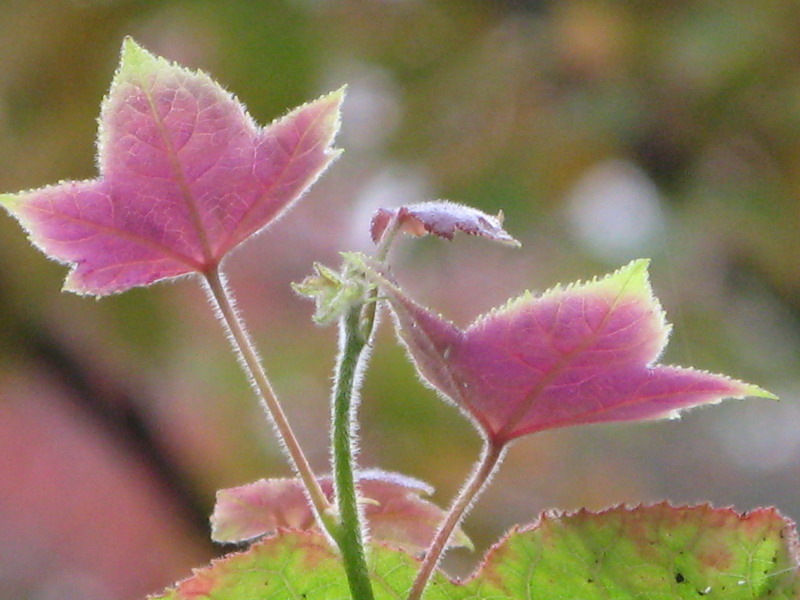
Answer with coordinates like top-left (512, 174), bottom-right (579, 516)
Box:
top-left (466, 503), bottom-right (800, 600)
top-left (370, 201), bottom-right (520, 246)
top-left (150, 504), bottom-right (800, 600)
top-left (211, 469), bottom-right (470, 554)
top-left (0, 38), bottom-right (343, 296)
top-left (357, 257), bottom-right (775, 444)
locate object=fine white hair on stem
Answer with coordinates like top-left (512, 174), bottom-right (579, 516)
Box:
top-left (201, 266), bottom-right (334, 544)
top-left (407, 438), bottom-right (508, 600)
top-left (201, 269), bottom-right (280, 440)
top-left (452, 439), bottom-right (508, 526)
top-left (330, 304), bottom-right (381, 545)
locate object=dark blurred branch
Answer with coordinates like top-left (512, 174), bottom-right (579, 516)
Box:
top-left (0, 277), bottom-right (217, 555)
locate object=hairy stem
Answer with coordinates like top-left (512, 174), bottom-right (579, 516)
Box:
top-left (407, 440), bottom-right (507, 600)
top-left (325, 222), bottom-right (402, 599)
top-left (359, 213), bottom-right (399, 341)
top-left (331, 304), bottom-right (375, 600)
top-left (203, 266), bottom-right (333, 532)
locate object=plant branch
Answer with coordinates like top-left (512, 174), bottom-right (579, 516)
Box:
top-left (331, 304), bottom-right (375, 600)
top-left (374, 214), bottom-right (401, 263)
top-left (324, 223), bottom-right (404, 599)
top-left (202, 265), bottom-right (334, 532)
top-left (407, 440), bottom-right (507, 600)
top-left (359, 212), bottom-right (399, 337)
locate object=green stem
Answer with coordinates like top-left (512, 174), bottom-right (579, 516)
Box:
top-left (327, 218), bottom-right (403, 599)
top-left (331, 304), bottom-right (375, 600)
top-left (359, 213), bottom-right (399, 338)
top-left (407, 440), bottom-right (507, 600)
top-left (203, 266), bottom-right (335, 533)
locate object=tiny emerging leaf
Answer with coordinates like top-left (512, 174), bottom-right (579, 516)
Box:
top-left (292, 261), bottom-right (372, 325)
top-left (357, 257), bottom-right (775, 444)
top-left (370, 201), bottom-right (520, 247)
top-left (211, 469), bottom-right (471, 554)
top-left (1, 38), bottom-right (343, 296)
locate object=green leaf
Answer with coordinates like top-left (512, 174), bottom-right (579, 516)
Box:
top-left (149, 529), bottom-right (423, 600)
top-left (150, 504), bottom-right (799, 599)
top-left (468, 503), bottom-right (800, 600)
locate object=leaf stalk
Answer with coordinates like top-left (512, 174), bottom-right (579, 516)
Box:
top-left (202, 266), bottom-right (335, 534)
top-left (407, 440), bottom-right (507, 600)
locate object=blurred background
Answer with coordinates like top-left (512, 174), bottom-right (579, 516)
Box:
top-left (1, 0), bottom-right (799, 598)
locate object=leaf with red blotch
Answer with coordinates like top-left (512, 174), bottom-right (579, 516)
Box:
top-left (151, 504), bottom-right (800, 600)
top-left (466, 503), bottom-right (800, 600)
top-left (211, 469), bottom-right (470, 554)
top-left (0, 38), bottom-right (343, 296)
top-left (370, 201), bottom-right (520, 246)
top-left (356, 256), bottom-right (775, 445)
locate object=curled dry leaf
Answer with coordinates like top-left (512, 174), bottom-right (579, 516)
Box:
top-left (1, 38), bottom-right (343, 296)
top-left (211, 469), bottom-right (471, 554)
top-left (357, 257), bottom-right (774, 444)
top-left (370, 200), bottom-right (520, 247)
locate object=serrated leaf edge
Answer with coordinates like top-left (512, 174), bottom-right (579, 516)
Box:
top-left (467, 258), bottom-right (663, 332)
top-left (150, 503), bottom-right (800, 599)
top-left (467, 501), bottom-right (800, 588)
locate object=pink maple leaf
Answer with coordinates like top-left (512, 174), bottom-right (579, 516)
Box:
top-left (360, 258), bottom-right (774, 445)
top-left (1, 38), bottom-right (343, 296)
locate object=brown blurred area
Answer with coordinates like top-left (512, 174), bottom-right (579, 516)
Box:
top-left (1, 1), bottom-right (799, 597)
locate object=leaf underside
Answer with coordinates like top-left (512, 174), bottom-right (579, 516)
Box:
top-left (211, 469), bottom-right (470, 554)
top-left (361, 257), bottom-right (774, 443)
top-left (151, 504), bottom-right (800, 600)
top-left (370, 200), bottom-right (520, 246)
top-left (1, 38), bottom-right (342, 296)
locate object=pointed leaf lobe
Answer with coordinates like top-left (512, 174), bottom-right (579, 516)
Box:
top-left (362, 258), bottom-right (773, 443)
top-left (1, 38), bottom-right (343, 295)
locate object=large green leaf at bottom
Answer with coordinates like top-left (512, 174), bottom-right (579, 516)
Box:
top-left (150, 504), bottom-right (800, 600)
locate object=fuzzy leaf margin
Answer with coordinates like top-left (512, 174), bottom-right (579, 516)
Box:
top-left (353, 255), bottom-right (775, 444)
top-left (150, 503), bottom-right (800, 600)
top-left (210, 469), bottom-right (471, 554)
top-left (1, 38), bottom-right (343, 296)
top-left (370, 201), bottom-right (520, 246)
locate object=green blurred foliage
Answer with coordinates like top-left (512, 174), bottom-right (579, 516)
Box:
top-left (1, 1), bottom-right (799, 598)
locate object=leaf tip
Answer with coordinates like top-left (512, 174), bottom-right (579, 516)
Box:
top-left (120, 35), bottom-right (141, 55)
top-left (330, 147), bottom-right (345, 161)
top-left (329, 83), bottom-right (348, 103)
top-left (273, 86), bottom-right (346, 167)
top-left (706, 372), bottom-right (778, 402)
top-left (742, 384), bottom-right (778, 401)
top-left (458, 531), bottom-right (476, 552)
top-left (310, 86), bottom-right (346, 125)
top-left (496, 211), bottom-right (523, 248)
top-left (320, 86), bottom-right (347, 140)
top-left (584, 257), bottom-right (657, 308)
top-left (628, 257), bottom-right (651, 275)
top-left (118, 36), bottom-right (157, 77)
top-left (0, 193), bottom-right (20, 212)
top-left (617, 257), bottom-right (651, 289)
top-left (61, 271), bottom-right (100, 297)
